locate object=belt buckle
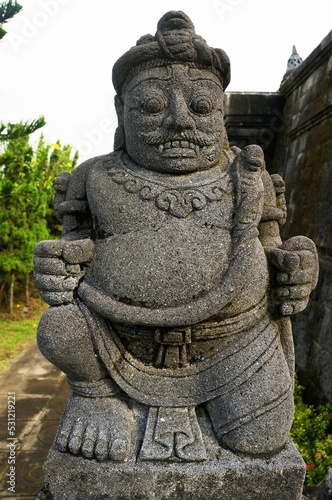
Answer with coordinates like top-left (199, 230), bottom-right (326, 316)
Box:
top-left (154, 327), bottom-right (192, 345)
top-left (154, 327), bottom-right (192, 368)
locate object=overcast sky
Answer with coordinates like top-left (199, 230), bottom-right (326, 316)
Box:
top-left (1, 0), bottom-right (331, 162)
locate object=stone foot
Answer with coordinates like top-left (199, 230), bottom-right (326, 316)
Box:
top-left (56, 393), bottom-right (134, 461)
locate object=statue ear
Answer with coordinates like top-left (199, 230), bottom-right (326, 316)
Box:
top-left (114, 94), bottom-right (126, 151)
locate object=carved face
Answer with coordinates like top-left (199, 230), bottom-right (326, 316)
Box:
top-left (121, 64), bottom-right (225, 173)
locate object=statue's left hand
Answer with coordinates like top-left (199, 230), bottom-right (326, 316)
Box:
top-left (265, 236), bottom-right (319, 316)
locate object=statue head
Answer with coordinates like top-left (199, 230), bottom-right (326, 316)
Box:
top-left (112, 11), bottom-right (231, 173)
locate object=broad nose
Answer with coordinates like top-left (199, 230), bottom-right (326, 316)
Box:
top-left (163, 91), bottom-right (195, 131)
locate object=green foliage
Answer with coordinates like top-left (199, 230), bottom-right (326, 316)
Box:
top-left (0, 117), bottom-right (46, 141)
top-left (0, 134), bottom-right (77, 293)
top-left (0, 3), bottom-right (45, 143)
top-left (291, 380), bottom-right (332, 485)
top-left (0, 2), bottom-right (56, 309)
top-left (0, 0), bottom-right (22, 40)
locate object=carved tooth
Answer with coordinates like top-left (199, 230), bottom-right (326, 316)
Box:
top-left (181, 141), bottom-right (189, 148)
top-left (164, 142), bottom-right (171, 150)
top-left (195, 144), bottom-right (200, 154)
top-left (158, 144), bottom-right (164, 153)
top-left (172, 141), bottom-right (180, 147)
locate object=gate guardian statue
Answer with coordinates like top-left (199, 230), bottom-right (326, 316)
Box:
top-left (34, 11), bottom-right (318, 464)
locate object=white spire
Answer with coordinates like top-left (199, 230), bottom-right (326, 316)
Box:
top-left (286, 45), bottom-right (303, 73)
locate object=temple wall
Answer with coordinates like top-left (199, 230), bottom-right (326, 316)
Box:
top-left (224, 29), bottom-right (332, 403)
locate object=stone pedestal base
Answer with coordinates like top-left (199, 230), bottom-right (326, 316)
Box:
top-left (39, 439), bottom-right (305, 500)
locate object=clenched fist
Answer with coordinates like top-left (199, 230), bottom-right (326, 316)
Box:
top-left (34, 239), bottom-right (95, 306)
top-left (266, 236), bottom-right (319, 316)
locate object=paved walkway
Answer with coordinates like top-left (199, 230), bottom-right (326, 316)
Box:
top-left (0, 342), bottom-right (69, 499)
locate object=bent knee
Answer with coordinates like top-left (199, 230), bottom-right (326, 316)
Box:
top-left (37, 304), bottom-right (87, 357)
top-left (220, 398), bottom-right (294, 456)
top-left (37, 304), bottom-right (106, 380)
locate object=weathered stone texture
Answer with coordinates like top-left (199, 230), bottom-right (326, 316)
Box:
top-left (34, 10), bottom-right (320, 498)
top-left (41, 439), bottom-right (305, 500)
top-left (225, 30), bottom-right (332, 404)
top-left (270, 30), bottom-right (332, 404)
top-left (224, 92), bottom-right (284, 169)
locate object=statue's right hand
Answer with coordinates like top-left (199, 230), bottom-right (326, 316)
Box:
top-left (34, 239), bottom-right (95, 306)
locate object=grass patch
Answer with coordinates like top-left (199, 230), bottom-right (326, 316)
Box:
top-left (0, 297), bottom-right (47, 372)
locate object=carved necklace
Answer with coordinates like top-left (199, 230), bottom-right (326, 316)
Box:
top-left (106, 152), bottom-right (233, 219)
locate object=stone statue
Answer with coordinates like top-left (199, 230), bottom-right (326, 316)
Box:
top-left (34, 11), bottom-right (318, 466)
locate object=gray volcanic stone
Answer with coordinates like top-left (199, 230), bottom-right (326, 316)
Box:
top-left (34, 10), bottom-right (319, 499)
top-left (41, 438), bottom-right (305, 500)
top-left (270, 31), bottom-right (332, 405)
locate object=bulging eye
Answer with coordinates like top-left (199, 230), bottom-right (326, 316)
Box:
top-left (190, 94), bottom-right (213, 115)
top-left (142, 95), bottom-right (166, 114)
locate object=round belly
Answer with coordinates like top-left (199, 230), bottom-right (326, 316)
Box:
top-left (84, 222), bottom-right (232, 308)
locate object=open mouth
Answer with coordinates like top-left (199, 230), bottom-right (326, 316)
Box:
top-left (157, 140), bottom-right (199, 156)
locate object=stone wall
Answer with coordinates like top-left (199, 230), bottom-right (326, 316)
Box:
top-left (271, 30), bottom-right (332, 405)
top-left (224, 29), bottom-right (332, 404)
top-left (224, 92), bottom-right (284, 170)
